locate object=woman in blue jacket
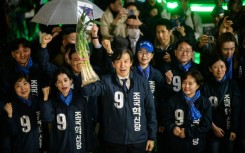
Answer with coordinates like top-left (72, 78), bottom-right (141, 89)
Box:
top-left (4, 73), bottom-right (44, 153)
top-left (163, 70), bottom-right (212, 153)
top-left (202, 56), bottom-right (241, 153)
top-left (82, 48), bottom-right (157, 153)
top-left (133, 40), bottom-right (165, 111)
top-left (133, 40), bottom-right (166, 153)
top-left (41, 67), bottom-right (92, 153)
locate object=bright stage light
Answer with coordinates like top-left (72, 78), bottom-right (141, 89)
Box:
top-left (159, 2), bottom-right (245, 12)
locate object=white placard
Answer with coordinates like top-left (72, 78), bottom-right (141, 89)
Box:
top-left (77, 1), bottom-right (94, 31)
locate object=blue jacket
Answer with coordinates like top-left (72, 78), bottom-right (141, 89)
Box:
top-left (163, 93), bottom-right (212, 153)
top-left (161, 60), bottom-right (200, 97)
top-left (0, 61), bottom-right (47, 102)
top-left (41, 90), bottom-right (92, 153)
top-left (6, 96), bottom-right (43, 153)
top-left (134, 65), bottom-right (165, 109)
top-left (202, 78), bottom-right (241, 135)
top-left (82, 70), bottom-right (157, 144)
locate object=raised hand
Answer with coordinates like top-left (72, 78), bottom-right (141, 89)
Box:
top-left (91, 24), bottom-right (99, 37)
top-left (41, 33), bottom-right (53, 48)
top-left (219, 16), bottom-right (233, 35)
top-left (165, 70), bottom-right (173, 84)
top-left (102, 39), bottom-right (113, 55)
top-left (42, 86), bottom-right (50, 101)
top-left (4, 103), bottom-right (13, 118)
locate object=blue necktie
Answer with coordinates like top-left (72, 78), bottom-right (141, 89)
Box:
top-left (143, 69), bottom-right (149, 79)
top-left (121, 79), bottom-right (128, 93)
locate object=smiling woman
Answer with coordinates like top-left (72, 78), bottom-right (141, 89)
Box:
top-left (14, 75), bottom-right (31, 100)
top-left (3, 73), bottom-right (44, 153)
top-left (202, 55), bottom-right (241, 153)
top-left (163, 69), bottom-right (212, 153)
top-left (41, 67), bottom-right (92, 153)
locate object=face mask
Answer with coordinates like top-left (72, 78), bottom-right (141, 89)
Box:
top-left (127, 29), bottom-right (140, 39)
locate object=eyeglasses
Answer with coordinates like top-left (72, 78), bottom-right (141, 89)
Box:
top-left (138, 51), bottom-right (151, 56)
top-left (177, 48), bottom-right (192, 54)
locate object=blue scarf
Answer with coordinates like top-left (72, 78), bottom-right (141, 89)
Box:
top-left (137, 65), bottom-right (150, 80)
top-left (58, 90), bottom-right (73, 106)
top-left (18, 95), bottom-right (32, 106)
top-left (182, 90), bottom-right (202, 121)
top-left (217, 74), bottom-right (227, 83)
top-left (226, 56), bottom-right (233, 79)
top-left (180, 61), bottom-right (192, 72)
top-left (17, 58), bottom-right (33, 75)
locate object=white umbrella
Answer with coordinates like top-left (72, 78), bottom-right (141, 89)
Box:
top-left (31, 0), bottom-right (104, 25)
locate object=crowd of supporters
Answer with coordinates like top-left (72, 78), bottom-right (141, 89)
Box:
top-left (1, 0), bottom-right (245, 153)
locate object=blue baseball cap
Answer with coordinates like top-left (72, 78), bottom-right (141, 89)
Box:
top-left (138, 41), bottom-right (154, 53)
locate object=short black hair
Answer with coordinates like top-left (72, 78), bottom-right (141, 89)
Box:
top-left (61, 27), bottom-right (76, 36)
top-left (181, 70), bottom-right (204, 87)
top-left (12, 73), bottom-right (30, 86)
top-left (155, 18), bottom-right (173, 31)
top-left (208, 55), bottom-right (228, 69)
top-left (9, 38), bottom-right (31, 52)
top-left (112, 49), bottom-right (134, 63)
top-left (175, 39), bottom-right (192, 50)
top-left (52, 67), bottom-right (73, 84)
